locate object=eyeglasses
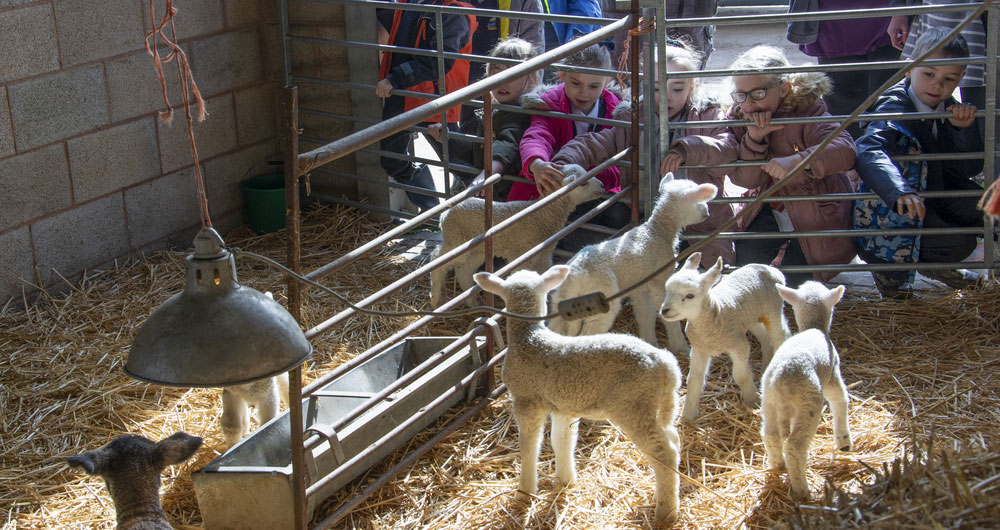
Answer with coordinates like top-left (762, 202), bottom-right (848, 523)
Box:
top-left (731, 84), bottom-right (777, 103)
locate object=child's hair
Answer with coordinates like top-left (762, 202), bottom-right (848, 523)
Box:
top-left (661, 37), bottom-right (703, 73)
top-left (559, 41), bottom-right (613, 70)
top-left (911, 27), bottom-right (970, 59)
top-left (486, 37), bottom-right (539, 75)
top-left (729, 45), bottom-right (831, 114)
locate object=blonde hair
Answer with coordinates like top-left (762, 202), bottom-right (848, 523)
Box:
top-left (729, 45), bottom-right (831, 113)
top-left (486, 37), bottom-right (541, 87)
top-left (560, 42), bottom-right (613, 70)
top-left (660, 39), bottom-right (708, 111)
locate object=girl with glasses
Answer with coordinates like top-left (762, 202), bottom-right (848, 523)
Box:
top-left (671, 45), bottom-right (858, 286)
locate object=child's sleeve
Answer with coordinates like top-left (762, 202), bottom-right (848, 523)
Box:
top-left (491, 111), bottom-right (532, 174)
top-left (670, 106), bottom-right (739, 179)
top-left (943, 119), bottom-right (985, 179)
top-left (855, 121), bottom-right (917, 206)
top-left (387, 12), bottom-right (472, 90)
top-left (519, 113), bottom-right (558, 178)
top-left (551, 127), bottom-right (626, 168)
top-left (796, 109), bottom-right (857, 178)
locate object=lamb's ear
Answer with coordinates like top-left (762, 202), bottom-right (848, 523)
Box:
top-left (540, 265), bottom-right (570, 291)
top-left (701, 257), bottom-right (723, 288)
top-left (775, 283), bottom-right (800, 306)
top-left (824, 284), bottom-right (846, 309)
top-left (693, 183), bottom-right (718, 201)
top-left (156, 432), bottom-right (202, 468)
top-left (682, 252), bottom-right (702, 270)
top-left (473, 271), bottom-right (504, 294)
top-left (67, 449), bottom-right (107, 476)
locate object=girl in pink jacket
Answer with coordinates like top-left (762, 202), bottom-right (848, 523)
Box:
top-left (672, 45), bottom-right (857, 284)
top-left (513, 42), bottom-right (626, 250)
top-left (554, 40), bottom-right (738, 264)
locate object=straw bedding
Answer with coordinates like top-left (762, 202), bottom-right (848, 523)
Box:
top-left (2, 204), bottom-right (998, 529)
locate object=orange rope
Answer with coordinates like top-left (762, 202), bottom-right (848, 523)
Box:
top-left (144, 0), bottom-right (212, 229)
top-left (616, 17), bottom-right (655, 88)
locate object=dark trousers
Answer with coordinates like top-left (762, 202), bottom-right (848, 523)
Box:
top-left (557, 200), bottom-right (633, 253)
top-left (817, 44), bottom-right (901, 139)
top-left (735, 204), bottom-right (812, 287)
top-left (379, 96), bottom-right (456, 184)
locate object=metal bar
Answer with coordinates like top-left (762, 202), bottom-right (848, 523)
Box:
top-left (985, 2), bottom-right (999, 274)
top-left (297, 15), bottom-right (632, 175)
top-left (667, 56), bottom-right (987, 80)
top-left (670, 109), bottom-right (992, 129)
top-left (303, 151), bottom-right (629, 340)
top-left (685, 226), bottom-right (984, 240)
top-left (483, 88), bottom-right (495, 313)
top-left (434, 9), bottom-right (451, 195)
top-left (666, 3), bottom-right (983, 28)
top-left (311, 382), bottom-right (507, 529)
top-left (281, 85), bottom-right (307, 530)
top-left (306, 0), bottom-right (618, 25)
top-left (629, 0), bottom-right (640, 226)
top-left (279, 0), bottom-right (292, 86)
top-left (305, 343), bottom-right (507, 498)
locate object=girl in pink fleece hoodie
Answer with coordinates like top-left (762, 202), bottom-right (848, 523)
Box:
top-left (514, 42), bottom-right (627, 250)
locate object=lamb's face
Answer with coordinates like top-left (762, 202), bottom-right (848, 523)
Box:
top-left (566, 173), bottom-right (605, 203)
top-left (660, 272), bottom-right (705, 321)
top-left (659, 179), bottom-right (716, 227)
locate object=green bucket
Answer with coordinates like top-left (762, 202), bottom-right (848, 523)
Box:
top-left (241, 173), bottom-right (289, 234)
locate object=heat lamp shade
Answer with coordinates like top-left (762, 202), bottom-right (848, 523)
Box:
top-left (126, 285), bottom-right (312, 387)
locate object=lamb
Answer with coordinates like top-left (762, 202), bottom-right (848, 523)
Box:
top-left (67, 432), bottom-right (203, 530)
top-left (761, 281), bottom-right (851, 500)
top-left (430, 164), bottom-right (604, 308)
top-left (473, 265), bottom-right (682, 526)
top-left (548, 177), bottom-right (717, 354)
top-left (220, 291), bottom-right (290, 449)
top-left (660, 252), bottom-right (790, 422)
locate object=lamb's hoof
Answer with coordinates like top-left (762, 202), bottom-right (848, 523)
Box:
top-left (556, 472), bottom-right (577, 488)
top-left (514, 489), bottom-right (534, 502)
top-left (790, 487), bottom-right (811, 502)
top-left (742, 394), bottom-right (761, 409)
top-left (654, 506), bottom-right (678, 528)
top-left (839, 443), bottom-right (853, 452)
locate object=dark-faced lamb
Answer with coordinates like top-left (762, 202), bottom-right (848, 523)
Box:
top-left (548, 177), bottom-right (717, 354)
top-left (430, 164), bottom-right (604, 308)
top-left (660, 252), bottom-right (790, 422)
top-left (67, 432), bottom-right (203, 530)
top-left (474, 265), bottom-right (682, 526)
top-left (761, 281), bottom-right (851, 500)
top-left (220, 291), bottom-right (290, 449)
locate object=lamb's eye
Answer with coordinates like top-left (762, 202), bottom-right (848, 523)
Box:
top-left (684, 293), bottom-right (695, 300)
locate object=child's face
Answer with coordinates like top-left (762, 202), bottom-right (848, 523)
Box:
top-left (906, 52), bottom-right (965, 108)
top-left (490, 66), bottom-right (533, 105)
top-left (663, 62), bottom-right (694, 120)
top-left (559, 71), bottom-right (610, 114)
top-left (732, 74), bottom-right (789, 115)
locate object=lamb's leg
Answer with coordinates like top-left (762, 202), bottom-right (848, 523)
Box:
top-left (255, 381), bottom-right (281, 427)
top-left (550, 414), bottom-right (578, 487)
top-left (823, 370), bottom-right (853, 452)
top-left (430, 263), bottom-right (448, 309)
top-left (276, 372), bottom-right (290, 409)
top-left (221, 389), bottom-right (249, 449)
top-left (513, 400), bottom-right (547, 498)
top-left (664, 319), bottom-right (690, 355)
top-left (631, 293), bottom-right (660, 347)
top-left (616, 413), bottom-right (680, 527)
top-left (682, 349), bottom-right (711, 422)
top-left (761, 400), bottom-right (786, 469)
top-left (784, 402), bottom-right (824, 501)
top-left (455, 258), bottom-right (481, 308)
top-left (731, 342), bottom-right (760, 408)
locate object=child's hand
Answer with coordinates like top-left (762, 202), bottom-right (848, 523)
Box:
top-left (746, 111), bottom-right (785, 143)
top-left (946, 103), bottom-right (977, 128)
top-left (660, 151), bottom-right (685, 175)
top-left (529, 159), bottom-right (564, 196)
top-left (375, 78), bottom-right (394, 98)
top-left (470, 171), bottom-right (487, 197)
top-left (887, 15), bottom-right (910, 50)
top-left (426, 123), bottom-right (443, 142)
top-left (896, 193), bottom-right (926, 220)
top-left (761, 154), bottom-right (801, 180)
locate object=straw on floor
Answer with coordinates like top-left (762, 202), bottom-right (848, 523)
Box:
top-left (1, 204), bottom-right (998, 529)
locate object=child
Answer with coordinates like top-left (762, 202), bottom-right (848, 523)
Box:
top-left (554, 39), bottom-right (738, 265)
top-left (854, 28), bottom-right (984, 298)
top-left (427, 38), bottom-right (541, 200)
top-left (515, 42), bottom-right (627, 250)
top-left (375, 0), bottom-right (476, 213)
top-left (679, 45), bottom-right (858, 285)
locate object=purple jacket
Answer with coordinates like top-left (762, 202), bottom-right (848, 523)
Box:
top-left (511, 83), bottom-right (621, 201)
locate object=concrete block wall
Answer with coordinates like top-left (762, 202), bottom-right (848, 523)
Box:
top-left (0, 0), bottom-right (287, 301)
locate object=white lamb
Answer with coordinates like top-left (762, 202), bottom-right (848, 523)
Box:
top-left (660, 252), bottom-right (790, 422)
top-left (761, 281), bottom-right (851, 500)
top-left (549, 177), bottom-right (718, 354)
top-left (474, 265), bottom-right (682, 526)
top-left (430, 164), bottom-right (604, 308)
top-left (220, 291), bottom-right (290, 449)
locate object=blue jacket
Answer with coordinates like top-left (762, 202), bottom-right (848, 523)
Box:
top-left (541, 0), bottom-right (602, 47)
top-left (853, 78), bottom-right (983, 278)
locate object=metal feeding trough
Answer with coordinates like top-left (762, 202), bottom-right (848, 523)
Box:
top-left (192, 336), bottom-right (488, 529)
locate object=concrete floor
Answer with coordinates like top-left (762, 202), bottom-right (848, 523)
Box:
top-left (404, 10), bottom-right (992, 298)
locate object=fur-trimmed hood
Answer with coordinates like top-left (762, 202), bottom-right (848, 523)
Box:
top-left (609, 95), bottom-right (721, 121)
top-left (521, 80), bottom-right (627, 111)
